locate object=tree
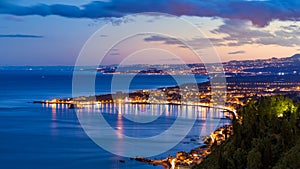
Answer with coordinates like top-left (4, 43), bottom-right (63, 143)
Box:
top-left (193, 96), bottom-right (300, 169)
top-left (247, 148), bottom-right (262, 169)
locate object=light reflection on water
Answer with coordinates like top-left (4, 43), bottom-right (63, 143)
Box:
top-left (0, 71), bottom-right (213, 169)
top-left (0, 102), bottom-right (230, 169)
top-left (45, 103), bottom-right (227, 118)
top-left (46, 103), bottom-right (230, 142)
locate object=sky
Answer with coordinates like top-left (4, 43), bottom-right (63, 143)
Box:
top-left (0, 0), bottom-right (299, 65)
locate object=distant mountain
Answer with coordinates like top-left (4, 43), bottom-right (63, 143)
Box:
top-left (289, 53), bottom-right (300, 60)
top-left (224, 54), bottom-right (300, 75)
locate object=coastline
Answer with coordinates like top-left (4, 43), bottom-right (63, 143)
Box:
top-left (35, 99), bottom-right (235, 169)
top-left (34, 100), bottom-right (235, 115)
top-left (33, 80), bottom-right (236, 168)
top-left (134, 124), bottom-right (233, 169)
top-left (35, 96), bottom-right (235, 169)
top-left (33, 79), bottom-right (236, 116)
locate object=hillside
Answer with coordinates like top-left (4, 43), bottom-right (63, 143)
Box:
top-left (193, 96), bottom-right (300, 169)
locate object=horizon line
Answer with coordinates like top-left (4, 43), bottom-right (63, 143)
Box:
top-left (0, 53), bottom-right (298, 67)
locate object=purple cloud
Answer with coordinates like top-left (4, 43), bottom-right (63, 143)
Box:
top-left (144, 19), bottom-right (300, 48)
top-left (144, 35), bottom-right (182, 45)
top-left (0, 0), bottom-right (299, 27)
top-left (143, 35), bottom-right (224, 49)
top-left (0, 34), bottom-right (43, 38)
top-left (228, 50), bottom-right (246, 55)
top-left (213, 19), bottom-right (300, 47)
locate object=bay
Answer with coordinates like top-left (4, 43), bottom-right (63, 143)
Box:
top-left (0, 67), bottom-right (229, 169)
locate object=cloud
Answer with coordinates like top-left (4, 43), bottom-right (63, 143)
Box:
top-left (3, 15), bottom-right (23, 22)
top-left (228, 50), bottom-right (246, 55)
top-left (144, 19), bottom-right (300, 48)
top-left (144, 35), bottom-right (224, 49)
top-left (212, 19), bottom-right (300, 47)
top-left (280, 24), bottom-right (298, 31)
top-left (144, 35), bottom-right (182, 45)
top-left (257, 24), bottom-right (300, 46)
top-left (0, 0), bottom-right (299, 27)
top-left (212, 19), bottom-right (273, 46)
top-left (109, 52), bottom-right (120, 56)
top-left (0, 34), bottom-right (43, 38)
top-left (159, 58), bottom-right (181, 62)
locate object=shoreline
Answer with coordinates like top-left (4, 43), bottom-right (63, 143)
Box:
top-left (134, 125), bottom-right (233, 169)
top-left (34, 101), bottom-right (236, 121)
top-left (35, 99), bottom-right (236, 169)
top-left (35, 100), bottom-right (234, 169)
top-left (34, 100), bottom-right (235, 114)
top-left (34, 80), bottom-right (237, 169)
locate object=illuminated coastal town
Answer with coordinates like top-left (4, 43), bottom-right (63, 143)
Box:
top-left (37, 54), bottom-right (300, 109)
top-left (1, 0), bottom-right (300, 169)
top-left (35, 54), bottom-right (300, 169)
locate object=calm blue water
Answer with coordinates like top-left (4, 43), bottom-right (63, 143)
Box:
top-left (0, 67), bottom-right (229, 169)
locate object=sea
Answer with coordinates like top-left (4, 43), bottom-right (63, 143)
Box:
top-left (0, 66), bottom-right (230, 169)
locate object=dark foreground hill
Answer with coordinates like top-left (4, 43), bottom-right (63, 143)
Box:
top-left (193, 95), bottom-right (300, 169)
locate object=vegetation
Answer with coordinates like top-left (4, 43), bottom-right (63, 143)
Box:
top-left (194, 95), bottom-right (300, 169)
